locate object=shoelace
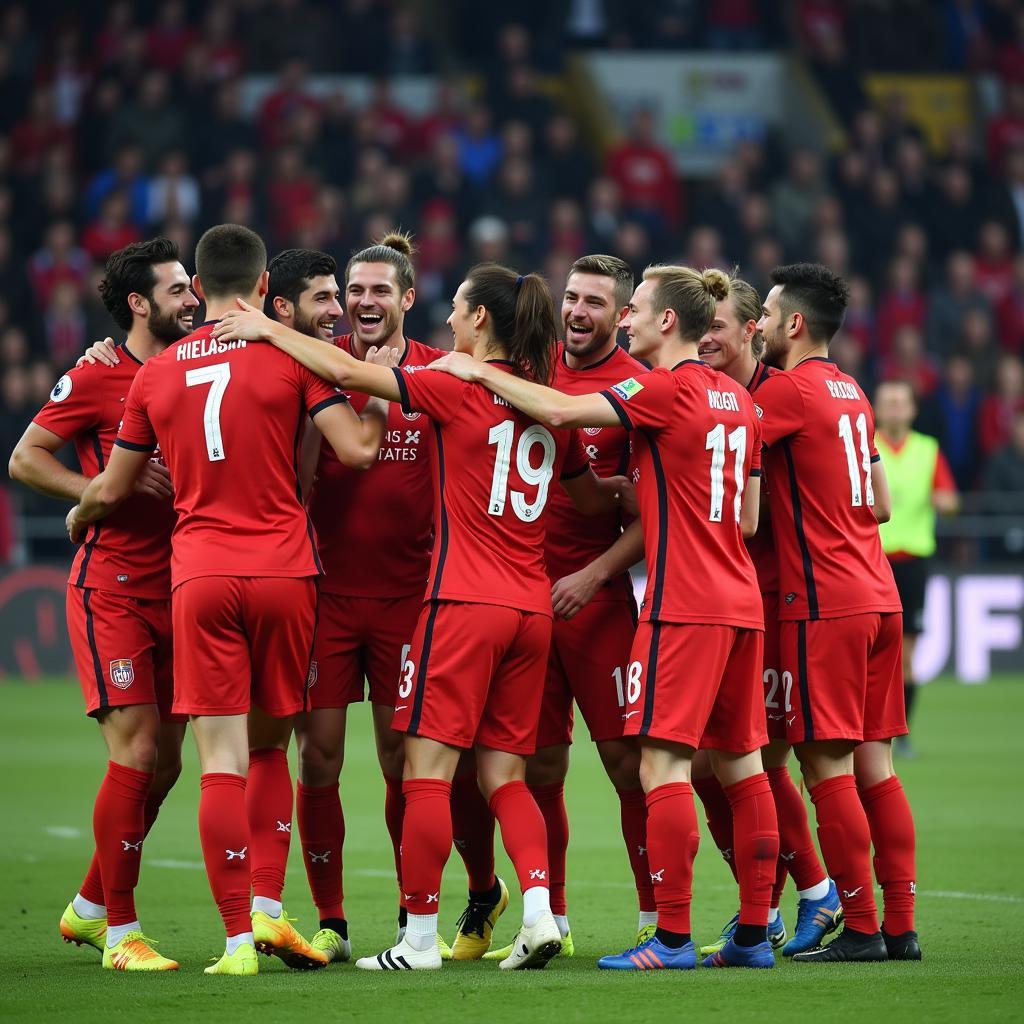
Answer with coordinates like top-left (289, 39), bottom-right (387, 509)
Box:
top-left (455, 898), bottom-right (496, 938)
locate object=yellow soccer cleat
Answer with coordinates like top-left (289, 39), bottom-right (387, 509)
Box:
top-left (205, 942), bottom-right (259, 976)
top-left (635, 923), bottom-right (657, 946)
top-left (252, 910), bottom-right (328, 970)
top-left (484, 928), bottom-right (574, 961)
top-left (102, 931), bottom-right (179, 971)
top-left (60, 902), bottom-right (106, 953)
top-left (438, 934), bottom-right (453, 961)
top-left (451, 878), bottom-right (509, 960)
top-left (310, 927), bottom-right (351, 964)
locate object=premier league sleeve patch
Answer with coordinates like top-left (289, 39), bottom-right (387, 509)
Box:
top-left (50, 374), bottom-right (73, 403)
top-left (610, 377), bottom-right (644, 401)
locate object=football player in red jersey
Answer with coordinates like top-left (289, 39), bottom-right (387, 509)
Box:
top-left (9, 238), bottom-right (196, 971)
top-left (213, 262), bottom-right (628, 972)
top-left (755, 263), bottom-right (918, 963)
top-left (431, 265), bottom-right (781, 971)
top-left (266, 237), bottom-right (446, 962)
top-left (67, 224), bottom-right (392, 976)
top-left (692, 276), bottom-right (842, 957)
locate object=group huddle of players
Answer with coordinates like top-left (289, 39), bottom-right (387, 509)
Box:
top-left (8, 223), bottom-right (919, 976)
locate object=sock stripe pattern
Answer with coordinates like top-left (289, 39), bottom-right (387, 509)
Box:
top-left (766, 765), bottom-right (825, 892)
top-left (528, 782), bottom-right (568, 915)
top-left (616, 787), bottom-right (655, 913)
top-left (401, 778), bottom-right (453, 915)
top-left (645, 781), bottom-right (699, 935)
top-left (724, 772), bottom-right (779, 928)
top-left (296, 780), bottom-right (345, 920)
top-left (93, 760), bottom-right (153, 927)
top-left (810, 774), bottom-right (879, 935)
top-left (859, 775), bottom-right (916, 935)
top-left (246, 748), bottom-right (293, 901)
top-left (450, 775), bottom-right (497, 893)
top-left (199, 772), bottom-right (252, 937)
top-left (691, 775), bottom-right (738, 882)
top-left (488, 780), bottom-right (550, 895)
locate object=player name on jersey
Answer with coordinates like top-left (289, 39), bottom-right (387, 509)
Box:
top-left (707, 388), bottom-right (741, 411)
top-left (175, 338), bottom-right (247, 360)
top-left (825, 379), bottom-right (859, 400)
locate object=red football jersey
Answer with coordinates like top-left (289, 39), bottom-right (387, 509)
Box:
top-left (33, 351), bottom-right (174, 598)
top-left (756, 357), bottom-right (901, 621)
top-left (393, 360), bottom-right (589, 616)
top-left (309, 334), bottom-right (440, 598)
top-left (601, 361), bottom-right (763, 629)
top-left (545, 343), bottom-right (645, 602)
top-left (115, 322), bottom-right (347, 588)
top-left (744, 361), bottom-right (779, 596)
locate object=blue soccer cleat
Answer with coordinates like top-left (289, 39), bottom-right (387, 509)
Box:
top-left (598, 935), bottom-right (697, 970)
top-left (767, 913), bottom-right (788, 949)
top-left (782, 879), bottom-right (844, 956)
top-left (702, 937), bottom-right (775, 969)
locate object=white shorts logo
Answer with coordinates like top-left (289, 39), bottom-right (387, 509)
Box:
top-left (109, 659), bottom-right (134, 689)
top-left (50, 374), bottom-right (73, 402)
top-left (583, 427), bottom-right (602, 436)
top-left (307, 660), bottom-right (318, 688)
top-left (402, 409), bottom-right (422, 421)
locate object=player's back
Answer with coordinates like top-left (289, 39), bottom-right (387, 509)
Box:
top-left (603, 361), bottom-right (762, 629)
top-left (120, 321), bottom-right (345, 587)
top-left (393, 360), bottom-right (587, 616)
top-left (758, 357), bottom-right (900, 620)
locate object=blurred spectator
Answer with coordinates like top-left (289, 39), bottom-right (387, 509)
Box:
top-left (879, 325), bottom-right (940, 398)
top-left (204, 3), bottom-right (245, 83)
top-left (454, 104), bottom-right (502, 186)
top-left (386, 7), bottom-right (434, 75)
top-left (541, 115), bottom-right (595, 202)
top-left (363, 78), bottom-right (415, 159)
top-left (107, 70), bottom-right (187, 166)
top-left (146, 0), bottom-right (197, 74)
top-left (918, 353), bottom-right (983, 491)
top-left (979, 354), bottom-right (1024, 457)
top-left (146, 151), bottom-right (201, 226)
top-left (962, 307), bottom-right (1001, 388)
top-left (997, 253), bottom-right (1024, 354)
top-left (987, 82), bottom-right (1024, 176)
top-left (466, 215), bottom-right (509, 266)
top-left (877, 257), bottom-right (926, 356)
top-left (928, 251), bottom-right (993, 355)
top-left (81, 192), bottom-right (141, 262)
top-left (85, 145), bottom-right (150, 225)
top-left (40, 281), bottom-right (88, 368)
top-left (843, 275), bottom-right (875, 354)
top-left (706, 1), bottom-right (763, 50)
top-left (28, 222), bottom-right (90, 306)
top-left (981, 410), bottom-right (1024, 559)
top-left (484, 157), bottom-right (546, 266)
top-left (930, 164), bottom-right (979, 258)
top-left (771, 148), bottom-right (826, 253)
top-left (995, 8), bottom-right (1024, 85)
top-left (259, 61), bottom-right (321, 150)
top-left (943, 0), bottom-right (993, 70)
top-left (605, 108), bottom-right (681, 232)
top-left (193, 81), bottom-right (258, 175)
top-left (10, 88), bottom-right (74, 176)
top-left (266, 147), bottom-right (317, 246)
top-left (584, 178), bottom-right (622, 253)
top-left (973, 220), bottom-right (1015, 304)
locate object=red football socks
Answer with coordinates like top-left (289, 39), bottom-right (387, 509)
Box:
top-left (810, 775), bottom-right (879, 934)
top-left (383, 774), bottom-right (405, 898)
top-left (400, 779), bottom-right (453, 914)
top-left (860, 775), bottom-right (917, 935)
top-left (645, 782), bottom-right (700, 934)
top-left (489, 781), bottom-right (550, 894)
top-left (724, 772), bottom-right (779, 928)
top-left (199, 772), bottom-right (252, 936)
top-left (692, 775), bottom-right (738, 882)
top-left (617, 786), bottom-right (655, 912)
top-left (450, 774), bottom-right (497, 892)
top-left (246, 748), bottom-right (293, 901)
top-left (767, 765), bottom-right (826, 892)
top-left (92, 760), bottom-right (153, 926)
top-left (529, 782), bottom-right (568, 914)
top-left (296, 780), bottom-right (345, 921)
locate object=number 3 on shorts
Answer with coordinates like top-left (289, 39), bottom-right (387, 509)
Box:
top-left (398, 643), bottom-right (414, 700)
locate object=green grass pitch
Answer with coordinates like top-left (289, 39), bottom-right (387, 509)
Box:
top-left (1, 676), bottom-right (1022, 1022)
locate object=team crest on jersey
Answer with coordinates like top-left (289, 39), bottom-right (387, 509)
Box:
top-left (610, 378), bottom-right (644, 401)
top-left (307, 660), bottom-right (318, 688)
top-left (109, 659), bottom-right (135, 689)
top-left (402, 409), bottom-right (422, 421)
top-left (754, 403), bottom-right (764, 419)
top-left (583, 427), bottom-right (602, 436)
top-left (50, 375), bottom-right (73, 403)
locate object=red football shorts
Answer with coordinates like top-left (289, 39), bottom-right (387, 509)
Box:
top-left (536, 599), bottom-right (638, 747)
top-left (308, 592), bottom-right (423, 709)
top-left (622, 621), bottom-right (767, 753)
top-left (761, 591), bottom-right (787, 741)
top-left (171, 576), bottom-right (317, 717)
top-left (392, 600), bottom-right (552, 755)
top-left (780, 612), bottom-right (906, 744)
top-left (66, 585), bottom-right (181, 721)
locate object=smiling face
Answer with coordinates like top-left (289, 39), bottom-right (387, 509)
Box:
top-left (346, 261), bottom-right (412, 348)
top-left (698, 293), bottom-right (756, 374)
top-left (757, 284), bottom-right (790, 369)
top-left (561, 271), bottom-right (623, 360)
top-left (293, 273), bottom-right (343, 341)
top-left (619, 279), bottom-right (663, 362)
top-left (144, 260), bottom-right (198, 343)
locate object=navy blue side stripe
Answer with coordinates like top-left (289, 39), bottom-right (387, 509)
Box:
top-left (644, 431), bottom-right (669, 621)
top-left (429, 424), bottom-right (449, 600)
top-left (638, 622), bottom-right (661, 737)
top-left (600, 390), bottom-right (633, 431)
top-left (392, 367), bottom-right (413, 414)
top-left (293, 400), bottom-right (324, 575)
top-left (82, 589), bottom-right (109, 711)
top-left (75, 432), bottom-right (105, 587)
top-left (559, 461), bottom-right (589, 481)
top-left (782, 440), bottom-right (818, 619)
top-left (113, 438), bottom-right (155, 452)
top-left (407, 601), bottom-right (440, 736)
top-left (797, 620), bottom-right (814, 741)
top-left (308, 393), bottom-right (349, 419)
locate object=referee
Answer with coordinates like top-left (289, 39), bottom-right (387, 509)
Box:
top-left (874, 380), bottom-right (959, 756)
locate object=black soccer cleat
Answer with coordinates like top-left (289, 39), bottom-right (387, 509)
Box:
top-left (882, 929), bottom-right (922, 961)
top-left (791, 928), bottom-right (889, 963)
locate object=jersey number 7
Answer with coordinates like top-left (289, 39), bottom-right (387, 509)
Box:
top-left (185, 362), bottom-right (231, 462)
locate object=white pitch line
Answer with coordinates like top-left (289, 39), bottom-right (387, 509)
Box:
top-left (45, 826), bottom-right (82, 839)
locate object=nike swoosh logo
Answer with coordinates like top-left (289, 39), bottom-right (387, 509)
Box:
top-left (768, 713), bottom-right (784, 720)
top-left (621, 711), bottom-right (641, 720)
top-left (394, 706), bottom-right (408, 712)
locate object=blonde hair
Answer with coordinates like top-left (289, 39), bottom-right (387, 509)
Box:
top-left (643, 265), bottom-right (730, 342)
top-left (728, 275), bottom-right (765, 359)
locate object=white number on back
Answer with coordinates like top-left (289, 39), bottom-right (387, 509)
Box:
top-left (838, 412), bottom-right (874, 507)
top-left (486, 420), bottom-right (556, 522)
top-left (705, 423), bottom-right (748, 523)
top-left (185, 362), bottom-right (231, 462)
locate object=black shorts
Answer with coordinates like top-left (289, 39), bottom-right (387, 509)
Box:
top-left (889, 557), bottom-right (929, 636)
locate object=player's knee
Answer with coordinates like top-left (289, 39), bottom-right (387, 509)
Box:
top-left (376, 742), bottom-right (404, 779)
top-left (115, 734), bottom-right (160, 774)
top-left (597, 740), bottom-right (641, 789)
top-left (298, 741), bottom-right (344, 786)
top-left (525, 745), bottom-right (569, 786)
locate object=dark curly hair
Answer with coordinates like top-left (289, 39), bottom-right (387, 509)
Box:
top-left (98, 237), bottom-right (181, 331)
top-left (268, 249), bottom-right (338, 312)
top-left (770, 262), bottom-right (850, 344)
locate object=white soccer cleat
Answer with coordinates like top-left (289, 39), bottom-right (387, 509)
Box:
top-left (498, 911), bottom-right (562, 970)
top-left (355, 936), bottom-right (442, 971)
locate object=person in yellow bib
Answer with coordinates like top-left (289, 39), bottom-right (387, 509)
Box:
top-left (874, 380), bottom-right (959, 756)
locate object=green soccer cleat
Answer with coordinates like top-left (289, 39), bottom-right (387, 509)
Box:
top-left (310, 927), bottom-right (351, 963)
top-left (635, 923), bottom-right (657, 947)
top-left (205, 942), bottom-right (259, 976)
top-left (438, 933), bottom-right (453, 960)
top-left (102, 931), bottom-right (179, 971)
top-left (60, 901), bottom-right (107, 953)
top-left (698, 911), bottom-right (738, 957)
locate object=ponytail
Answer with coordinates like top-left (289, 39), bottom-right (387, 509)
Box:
top-left (464, 263), bottom-right (557, 385)
top-left (643, 264), bottom-right (731, 342)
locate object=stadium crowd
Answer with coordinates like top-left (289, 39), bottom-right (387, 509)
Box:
top-left (2, 0), bottom-right (1024, 564)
